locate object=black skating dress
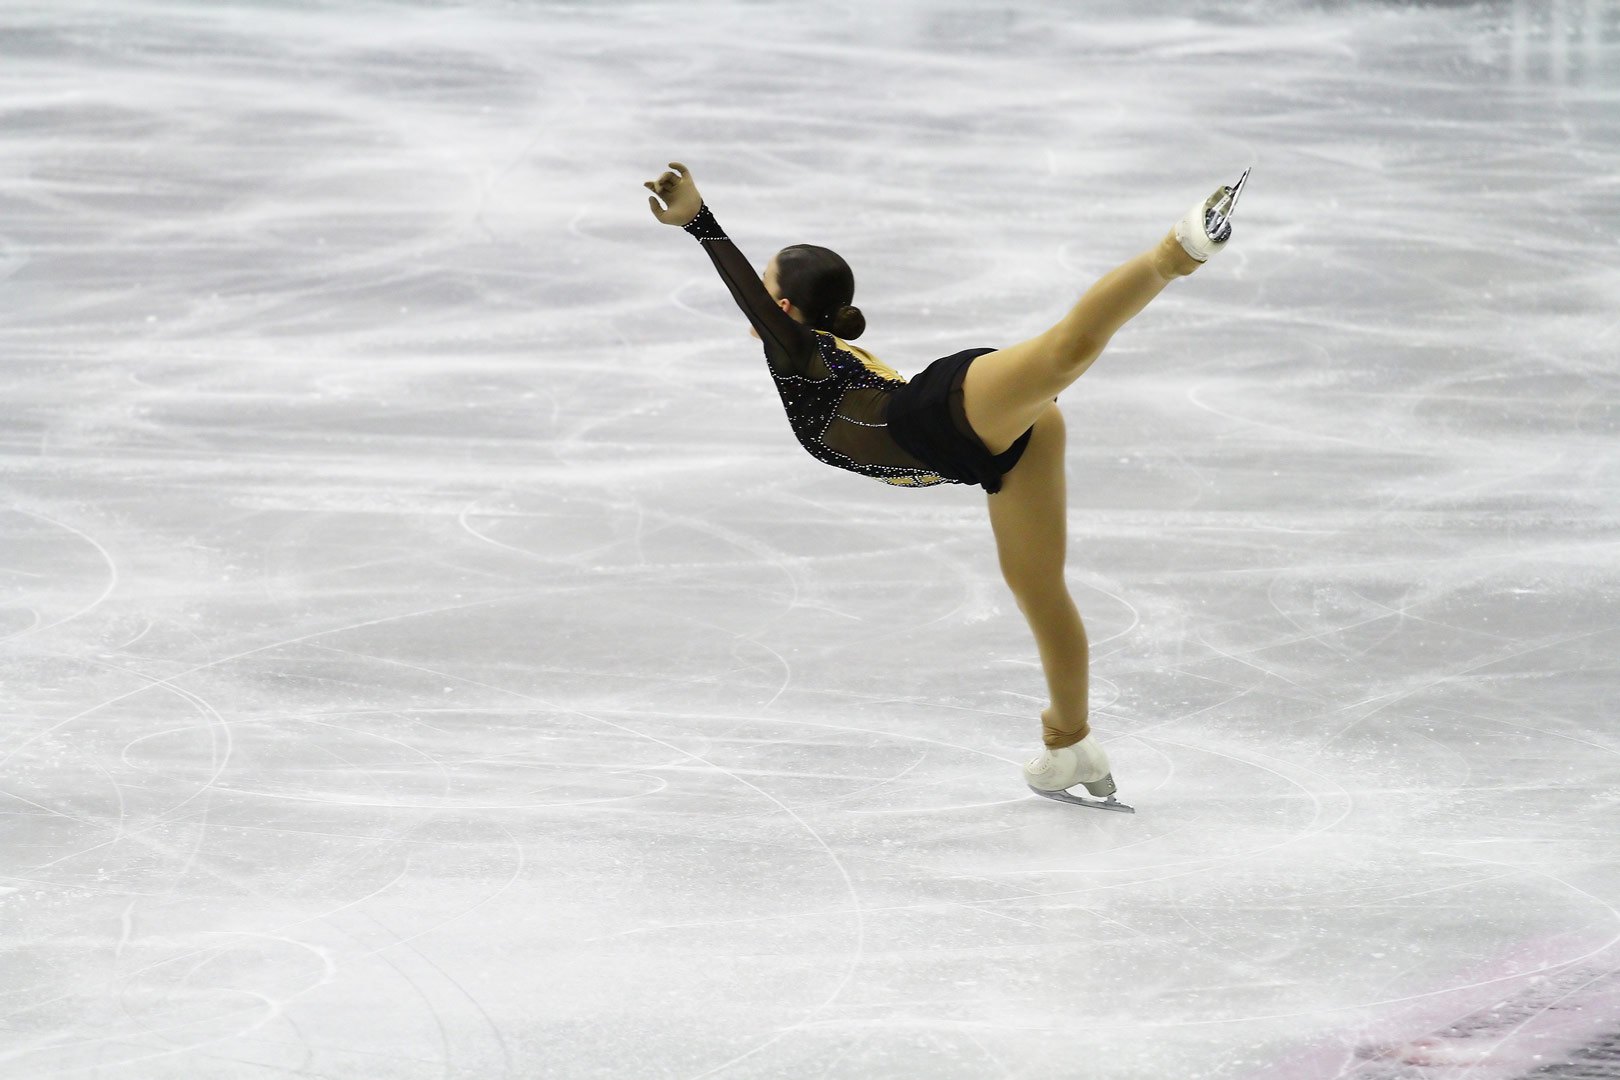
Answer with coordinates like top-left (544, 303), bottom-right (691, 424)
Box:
top-left (683, 204), bottom-right (1033, 493)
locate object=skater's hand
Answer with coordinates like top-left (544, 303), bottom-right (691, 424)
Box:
top-left (645, 162), bottom-right (703, 227)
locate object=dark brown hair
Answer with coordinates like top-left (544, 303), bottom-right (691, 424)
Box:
top-left (775, 244), bottom-right (865, 340)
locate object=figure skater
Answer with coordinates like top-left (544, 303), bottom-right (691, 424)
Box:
top-left (645, 161), bottom-right (1245, 810)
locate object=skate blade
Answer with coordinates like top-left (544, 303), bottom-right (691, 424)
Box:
top-left (1205, 165), bottom-right (1252, 242)
top-left (1028, 785), bottom-right (1136, 813)
top-left (1223, 165), bottom-right (1251, 218)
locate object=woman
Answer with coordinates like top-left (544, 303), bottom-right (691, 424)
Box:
top-left (645, 161), bottom-right (1243, 810)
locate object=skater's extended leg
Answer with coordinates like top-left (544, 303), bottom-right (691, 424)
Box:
top-left (963, 230), bottom-right (1201, 454)
top-left (987, 404), bottom-right (1090, 748)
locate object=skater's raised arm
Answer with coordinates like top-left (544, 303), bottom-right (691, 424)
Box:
top-left (645, 162), bottom-right (819, 376)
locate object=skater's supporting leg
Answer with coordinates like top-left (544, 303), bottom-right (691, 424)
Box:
top-left (962, 230), bottom-right (1200, 454)
top-left (986, 404), bottom-right (1089, 748)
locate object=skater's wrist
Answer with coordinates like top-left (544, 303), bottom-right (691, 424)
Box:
top-left (681, 204), bottom-right (726, 242)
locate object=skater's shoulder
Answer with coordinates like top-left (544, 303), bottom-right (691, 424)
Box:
top-left (813, 330), bottom-right (904, 384)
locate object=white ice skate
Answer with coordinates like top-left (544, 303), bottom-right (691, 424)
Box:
top-left (1173, 167), bottom-right (1250, 263)
top-left (1024, 734), bottom-right (1135, 813)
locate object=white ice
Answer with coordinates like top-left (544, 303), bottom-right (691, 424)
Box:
top-left (2, 1), bottom-right (1619, 1077)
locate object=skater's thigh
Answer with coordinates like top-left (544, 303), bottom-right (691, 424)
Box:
top-left (961, 332), bottom-right (1074, 456)
top-left (988, 403), bottom-right (1067, 588)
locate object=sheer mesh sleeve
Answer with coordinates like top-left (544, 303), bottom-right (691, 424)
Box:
top-left (682, 205), bottom-right (822, 379)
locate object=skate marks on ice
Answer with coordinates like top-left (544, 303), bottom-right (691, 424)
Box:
top-left (4, 0), bottom-right (1620, 1077)
top-left (1251, 935), bottom-right (1620, 1080)
top-left (0, 507), bottom-right (120, 649)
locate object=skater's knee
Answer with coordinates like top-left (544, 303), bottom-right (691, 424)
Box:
top-left (999, 561), bottom-right (1046, 598)
top-left (1001, 566), bottom-right (1068, 608)
top-left (1041, 326), bottom-right (1102, 377)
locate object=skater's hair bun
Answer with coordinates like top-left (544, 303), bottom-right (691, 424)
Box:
top-left (830, 304), bottom-right (865, 340)
top-left (775, 243), bottom-right (864, 340)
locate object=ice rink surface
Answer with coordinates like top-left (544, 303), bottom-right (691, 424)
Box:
top-left (3, 1), bottom-right (1619, 1076)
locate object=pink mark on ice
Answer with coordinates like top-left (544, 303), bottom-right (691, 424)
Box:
top-left (1256, 933), bottom-right (1620, 1080)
